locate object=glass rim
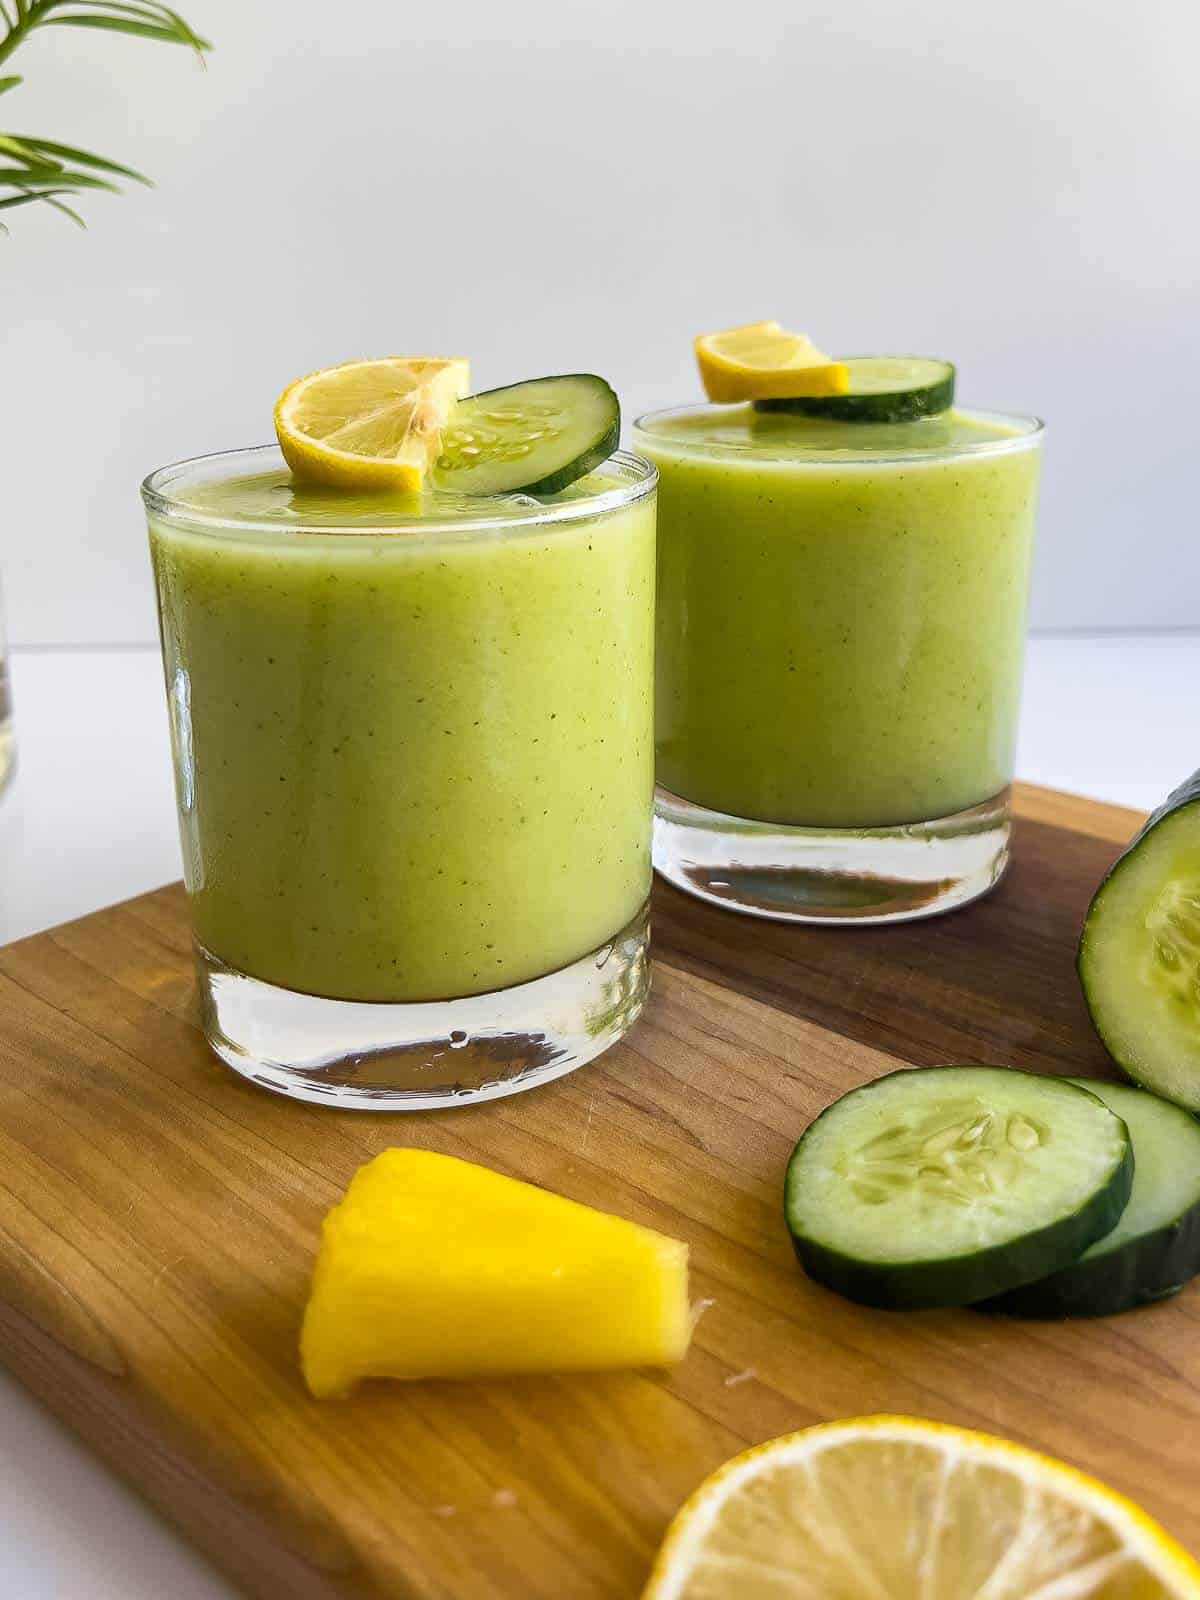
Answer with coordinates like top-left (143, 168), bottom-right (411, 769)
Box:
top-left (632, 404), bottom-right (1045, 466)
top-left (141, 444), bottom-right (657, 541)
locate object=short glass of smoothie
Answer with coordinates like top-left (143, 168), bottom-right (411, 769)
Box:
top-left (632, 403), bottom-right (1043, 922)
top-left (142, 446), bottom-right (657, 1108)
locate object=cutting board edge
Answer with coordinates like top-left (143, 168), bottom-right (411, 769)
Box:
top-left (0, 1298), bottom-right (368, 1600)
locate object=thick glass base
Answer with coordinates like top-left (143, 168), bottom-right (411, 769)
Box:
top-left (0, 717), bottom-right (13, 798)
top-left (0, 652), bottom-right (14, 798)
top-left (197, 902), bottom-right (650, 1110)
top-left (653, 786), bottom-right (1011, 924)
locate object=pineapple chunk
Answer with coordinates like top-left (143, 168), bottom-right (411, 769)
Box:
top-left (300, 1148), bottom-right (693, 1398)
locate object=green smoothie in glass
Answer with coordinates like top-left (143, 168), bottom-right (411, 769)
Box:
top-left (144, 365), bottom-right (657, 1108)
top-left (634, 353), bottom-right (1042, 924)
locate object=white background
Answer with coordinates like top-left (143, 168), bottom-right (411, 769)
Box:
top-left (3, 0), bottom-right (1200, 644)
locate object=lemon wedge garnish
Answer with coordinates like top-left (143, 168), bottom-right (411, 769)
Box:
top-left (274, 356), bottom-right (470, 491)
top-left (694, 320), bottom-right (847, 403)
top-left (643, 1415), bottom-right (1200, 1599)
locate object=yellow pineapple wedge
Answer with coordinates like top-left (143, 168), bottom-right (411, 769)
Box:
top-left (301, 1148), bottom-right (693, 1397)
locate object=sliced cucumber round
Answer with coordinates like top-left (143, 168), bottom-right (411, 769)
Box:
top-left (1079, 769), bottom-right (1200, 1113)
top-left (982, 1078), bottom-right (1200, 1318)
top-left (433, 374), bottom-right (619, 496)
top-left (754, 356), bottom-right (955, 422)
top-left (784, 1065), bottom-right (1132, 1311)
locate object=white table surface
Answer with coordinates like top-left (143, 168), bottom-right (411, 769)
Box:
top-left (0, 634), bottom-right (1196, 1597)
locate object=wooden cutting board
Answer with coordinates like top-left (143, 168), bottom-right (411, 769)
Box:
top-left (1, 782), bottom-right (1198, 1599)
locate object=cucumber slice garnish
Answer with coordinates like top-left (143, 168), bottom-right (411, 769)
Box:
top-left (784, 1065), bottom-right (1132, 1311)
top-left (982, 1078), bottom-right (1200, 1318)
top-left (754, 356), bottom-right (955, 422)
top-left (434, 374), bottom-right (619, 496)
top-left (1079, 769), bottom-right (1200, 1112)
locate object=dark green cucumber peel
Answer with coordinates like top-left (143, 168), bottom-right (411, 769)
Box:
top-left (755, 356), bottom-right (955, 423)
top-left (1079, 768), bottom-right (1200, 1113)
top-left (982, 1079), bottom-right (1200, 1319)
top-left (434, 374), bottom-right (620, 496)
top-left (784, 1066), bottom-right (1133, 1312)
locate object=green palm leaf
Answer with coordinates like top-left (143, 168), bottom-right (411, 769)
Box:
top-left (18, 135), bottom-right (150, 182)
top-left (0, 163), bottom-right (117, 188)
top-left (38, 192), bottom-right (86, 225)
top-left (0, 187), bottom-right (59, 208)
top-left (0, 129), bottom-right (38, 159)
top-left (0, 187), bottom-right (84, 230)
top-left (44, 15), bottom-right (198, 45)
top-left (0, 0), bottom-right (209, 226)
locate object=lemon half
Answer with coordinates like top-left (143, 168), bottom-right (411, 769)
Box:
top-left (274, 356), bottom-right (470, 491)
top-left (643, 1415), bottom-right (1200, 1599)
top-left (694, 321), bottom-right (847, 403)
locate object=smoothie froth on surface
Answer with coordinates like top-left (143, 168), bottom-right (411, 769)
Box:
top-left (158, 463), bottom-right (618, 529)
top-left (637, 405), bottom-right (1041, 829)
top-left (641, 406), bottom-right (1029, 459)
top-left (149, 455), bottom-right (655, 1003)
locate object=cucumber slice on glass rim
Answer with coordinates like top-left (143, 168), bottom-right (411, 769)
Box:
top-left (754, 356), bottom-right (955, 422)
top-left (981, 1078), bottom-right (1200, 1318)
top-left (783, 1065), bottom-right (1132, 1311)
top-left (434, 374), bottom-right (620, 496)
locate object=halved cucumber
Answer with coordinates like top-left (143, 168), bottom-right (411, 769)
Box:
top-left (784, 1065), bottom-right (1132, 1310)
top-left (754, 355), bottom-right (955, 422)
top-left (434, 374), bottom-right (619, 496)
top-left (1079, 770), bottom-right (1200, 1113)
top-left (982, 1078), bottom-right (1200, 1318)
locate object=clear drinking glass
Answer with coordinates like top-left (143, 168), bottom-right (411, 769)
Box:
top-left (633, 405), bottom-right (1043, 923)
top-left (143, 446), bottom-right (657, 1108)
top-left (0, 577), bottom-right (14, 798)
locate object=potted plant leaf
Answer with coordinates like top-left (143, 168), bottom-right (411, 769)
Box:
top-left (0, 0), bottom-right (210, 794)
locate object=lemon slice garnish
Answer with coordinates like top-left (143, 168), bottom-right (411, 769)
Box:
top-left (694, 320), bottom-right (847, 403)
top-left (274, 356), bottom-right (470, 490)
top-left (643, 1415), bottom-right (1200, 1599)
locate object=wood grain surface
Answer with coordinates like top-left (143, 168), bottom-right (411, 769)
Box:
top-left (1, 781), bottom-right (1196, 1600)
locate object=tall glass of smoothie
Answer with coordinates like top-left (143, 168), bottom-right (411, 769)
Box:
top-left (634, 384), bottom-right (1042, 923)
top-left (143, 445), bottom-right (657, 1108)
